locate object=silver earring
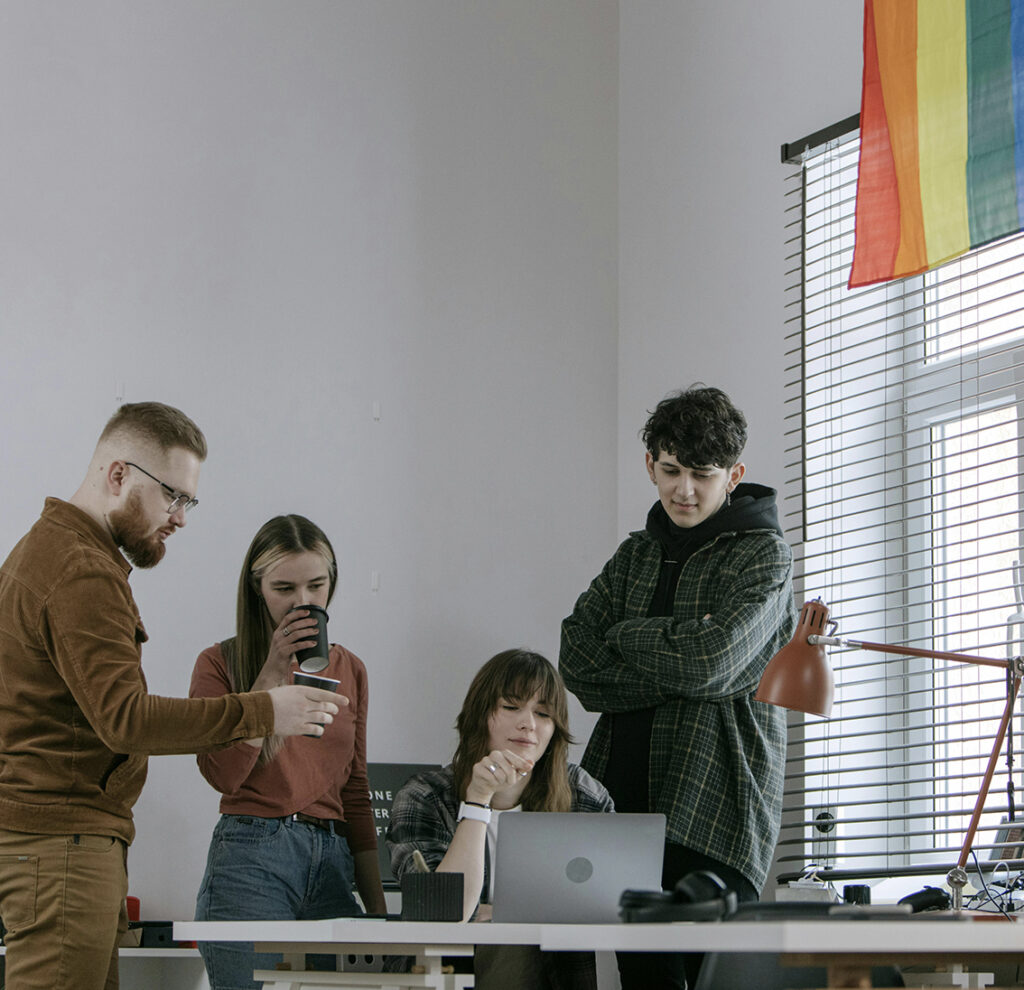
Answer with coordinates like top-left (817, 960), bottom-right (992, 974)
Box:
top-left (726, 490), bottom-right (732, 506)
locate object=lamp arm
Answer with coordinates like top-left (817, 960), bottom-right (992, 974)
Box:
top-left (807, 635), bottom-right (1014, 671)
top-left (791, 603), bottom-right (1024, 911)
top-left (947, 670), bottom-right (1023, 911)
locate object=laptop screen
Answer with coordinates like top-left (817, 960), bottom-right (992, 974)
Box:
top-left (491, 812), bottom-right (666, 924)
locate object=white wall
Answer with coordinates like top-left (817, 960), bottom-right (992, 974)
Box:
top-left (1, 0), bottom-right (868, 923)
top-left (0, 0), bottom-right (617, 920)
top-left (617, 1), bottom-right (864, 529)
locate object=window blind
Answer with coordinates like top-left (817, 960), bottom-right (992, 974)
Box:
top-left (778, 121), bottom-right (1024, 883)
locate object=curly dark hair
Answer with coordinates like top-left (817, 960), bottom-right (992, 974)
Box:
top-left (641, 385), bottom-right (747, 467)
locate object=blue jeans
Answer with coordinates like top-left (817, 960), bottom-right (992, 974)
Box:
top-left (194, 814), bottom-right (363, 990)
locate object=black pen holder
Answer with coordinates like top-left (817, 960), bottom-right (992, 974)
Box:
top-left (400, 872), bottom-right (463, 922)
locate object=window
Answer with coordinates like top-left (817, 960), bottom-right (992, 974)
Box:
top-left (778, 121), bottom-right (1024, 883)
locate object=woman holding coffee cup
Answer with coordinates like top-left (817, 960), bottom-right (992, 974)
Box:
top-left (190, 514), bottom-right (385, 990)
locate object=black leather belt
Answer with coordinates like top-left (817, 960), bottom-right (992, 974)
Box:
top-left (287, 812), bottom-right (349, 838)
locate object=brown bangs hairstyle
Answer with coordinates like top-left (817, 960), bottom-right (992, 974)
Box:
top-left (452, 649), bottom-right (575, 813)
top-left (221, 515), bottom-right (337, 763)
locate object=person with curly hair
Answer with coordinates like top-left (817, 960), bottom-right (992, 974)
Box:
top-left (560, 385), bottom-right (796, 990)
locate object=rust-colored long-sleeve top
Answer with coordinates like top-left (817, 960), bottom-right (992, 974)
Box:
top-left (190, 642), bottom-right (377, 855)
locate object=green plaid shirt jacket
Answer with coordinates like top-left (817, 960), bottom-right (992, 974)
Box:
top-left (559, 524), bottom-right (796, 891)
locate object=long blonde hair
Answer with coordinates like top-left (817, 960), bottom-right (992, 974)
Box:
top-left (452, 649), bottom-right (574, 813)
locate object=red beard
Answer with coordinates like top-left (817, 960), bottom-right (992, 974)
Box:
top-left (109, 488), bottom-right (166, 569)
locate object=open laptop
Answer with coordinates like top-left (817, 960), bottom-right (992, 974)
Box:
top-left (491, 812), bottom-right (666, 924)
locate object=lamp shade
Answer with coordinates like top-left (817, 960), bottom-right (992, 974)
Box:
top-left (756, 599), bottom-right (834, 717)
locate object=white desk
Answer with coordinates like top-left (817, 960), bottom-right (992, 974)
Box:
top-left (176, 916), bottom-right (1024, 989)
top-left (176, 920), bottom-right (543, 989)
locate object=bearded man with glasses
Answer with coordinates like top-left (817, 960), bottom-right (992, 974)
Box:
top-left (0, 401), bottom-right (342, 990)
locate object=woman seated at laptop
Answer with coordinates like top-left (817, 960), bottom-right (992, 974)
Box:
top-left (387, 648), bottom-right (612, 989)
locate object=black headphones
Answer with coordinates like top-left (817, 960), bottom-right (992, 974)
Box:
top-left (619, 870), bottom-right (738, 923)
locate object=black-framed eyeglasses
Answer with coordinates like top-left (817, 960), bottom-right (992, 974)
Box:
top-left (124, 462), bottom-right (199, 514)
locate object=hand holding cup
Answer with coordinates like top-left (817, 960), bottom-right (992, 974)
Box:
top-left (292, 671), bottom-right (343, 737)
top-left (267, 683), bottom-right (346, 738)
top-left (257, 610), bottom-right (320, 688)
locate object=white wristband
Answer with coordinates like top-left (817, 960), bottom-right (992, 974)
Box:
top-left (457, 801), bottom-right (492, 824)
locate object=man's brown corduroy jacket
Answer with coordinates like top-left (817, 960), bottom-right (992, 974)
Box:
top-left (0, 498), bottom-right (274, 844)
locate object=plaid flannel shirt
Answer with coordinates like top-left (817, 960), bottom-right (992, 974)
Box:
top-left (386, 764), bottom-right (613, 903)
top-left (559, 524), bottom-right (796, 891)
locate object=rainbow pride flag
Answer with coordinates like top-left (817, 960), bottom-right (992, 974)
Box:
top-left (850, 0), bottom-right (1024, 288)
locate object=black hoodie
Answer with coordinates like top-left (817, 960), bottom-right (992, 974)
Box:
top-left (601, 482), bottom-right (784, 814)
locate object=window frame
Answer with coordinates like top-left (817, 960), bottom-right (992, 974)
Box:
top-left (777, 118), bottom-right (1024, 889)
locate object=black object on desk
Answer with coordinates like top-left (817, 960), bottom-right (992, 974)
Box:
top-left (620, 870), bottom-right (738, 923)
top-left (399, 872), bottom-right (463, 922)
top-left (127, 921), bottom-right (175, 947)
top-left (898, 885), bottom-right (951, 912)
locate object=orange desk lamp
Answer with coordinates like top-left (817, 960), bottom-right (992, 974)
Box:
top-left (756, 598), bottom-right (1024, 911)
